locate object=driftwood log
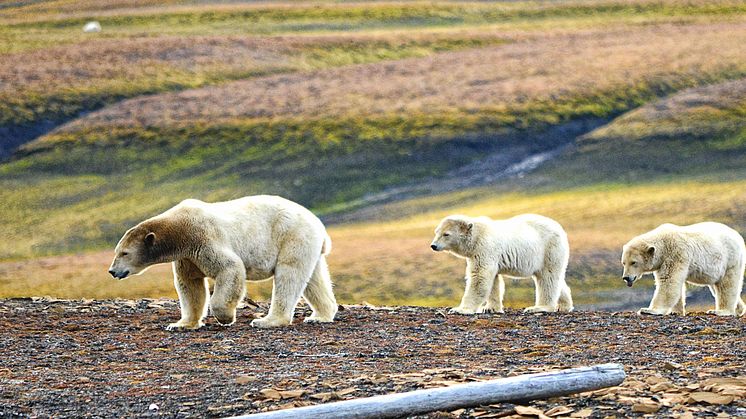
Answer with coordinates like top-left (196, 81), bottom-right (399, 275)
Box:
top-left (229, 363), bottom-right (626, 419)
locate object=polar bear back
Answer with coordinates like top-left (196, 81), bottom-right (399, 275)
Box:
top-left (485, 214), bottom-right (567, 247)
top-left (163, 195), bottom-right (328, 273)
top-left (476, 214), bottom-right (569, 277)
top-left (643, 222), bottom-right (745, 282)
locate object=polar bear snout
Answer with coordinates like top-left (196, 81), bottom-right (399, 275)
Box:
top-left (622, 275), bottom-right (636, 287)
top-left (108, 269), bottom-right (130, 279)
top-left (430, 243), bottom-right (441, 251)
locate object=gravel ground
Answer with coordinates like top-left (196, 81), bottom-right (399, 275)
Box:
top-left (1, 298), bottom-right (745, 418)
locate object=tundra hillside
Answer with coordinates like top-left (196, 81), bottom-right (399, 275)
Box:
top-left (1, 0), bottom-right (745, 308)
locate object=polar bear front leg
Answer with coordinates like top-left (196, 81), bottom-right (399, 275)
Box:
top-left (557, 283), bottom-right (574, 313)
top-left (737, 298), bottom-right (746, 317)
top-left (209, 256), bottom-right (247, 326)
top-left (481, 274), bottom-right (505, 314)
top-left (450, 261), bottom-right (495, 315)
top-left (167, 260), bottom-right (209, 331)
top-left (639, 269), bottom-right (685, 316)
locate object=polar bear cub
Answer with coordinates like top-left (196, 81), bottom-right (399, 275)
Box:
top-left (430, 214), bottom-right (572, 314)
top-left (622, 222), bottom-right (746, 316)
top-left (109, 195), bottom-right (338, 329)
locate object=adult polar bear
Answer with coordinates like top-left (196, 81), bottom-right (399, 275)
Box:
top-left (430, 214), bottom-right (573, 314)
top-left (108, 195), bottom-right (338, 329)
top-left (622, 222), bottom-right (746, 316)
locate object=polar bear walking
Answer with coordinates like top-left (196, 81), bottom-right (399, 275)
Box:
top-left (622, 222), bottom-right (746, 316)
top-left (430, 214), bottom-right (572, 314)
top-left (108, 195), bottom-right (338, 329)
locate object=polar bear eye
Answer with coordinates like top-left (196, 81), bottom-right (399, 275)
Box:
top-left (121, 252), bottom-right (129, 256)
top-left (630, 261), bottom-right (636, 266)
top-left (443, 233), bottom-right (450, 237)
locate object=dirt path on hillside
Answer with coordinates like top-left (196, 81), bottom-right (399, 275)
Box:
top-left (1, 298), bottom-right (745, 418)
top-left (324, 118), bottom-right (608, 224)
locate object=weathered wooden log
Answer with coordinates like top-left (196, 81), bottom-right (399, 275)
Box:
top-left (228, 363), bottom-right (625, 419)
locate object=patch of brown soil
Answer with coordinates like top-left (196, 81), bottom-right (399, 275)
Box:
top-left (1, 299), bottom-right (745, 418)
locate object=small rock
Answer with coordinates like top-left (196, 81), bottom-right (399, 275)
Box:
top-left (632, 402), bottom-right (660, 413)
top-left (235, 375), bottom-right (258, 384)
top-left (662, 361), bottom-right (683, 371)
top-left (687, 391), bottom-right (734, 405)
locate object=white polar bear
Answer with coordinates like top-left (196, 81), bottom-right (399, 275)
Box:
top-left (430, 214), bottom-right (573, 314)
top-left (108, 195), bottom-right (338, 329)
top-left (622, 222), bottom-right (746, 316)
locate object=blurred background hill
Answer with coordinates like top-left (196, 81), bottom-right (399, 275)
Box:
top-left (1, 0), bottom-right (745, 310)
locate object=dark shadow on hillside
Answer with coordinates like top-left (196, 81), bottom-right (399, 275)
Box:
top-left (324, 117), bottom-right (609, 224)
top-left (0, 121), bottom-right (59, 160)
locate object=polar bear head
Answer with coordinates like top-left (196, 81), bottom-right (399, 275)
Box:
top-left (109, 218), bottom-right (187, 279)
top-left (431, 215), bottom-right (473, 255)
top-left (621, 240), bottom-right (657, 287)
top-left (108, 225), bottom-right (159, 279)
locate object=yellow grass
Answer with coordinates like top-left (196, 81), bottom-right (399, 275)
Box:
top-left (2, 180), bottom-right (744, 306)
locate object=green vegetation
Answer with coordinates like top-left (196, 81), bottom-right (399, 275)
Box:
top-left (2, 70), bottom-right (742, 259)
top-left (537, 79), bottom-right (746, 187)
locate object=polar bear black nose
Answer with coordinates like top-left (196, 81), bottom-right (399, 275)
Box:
top-left (108, 269), bottom-right (117, 277)
top-left (430, 244), bottom-right (438, 250)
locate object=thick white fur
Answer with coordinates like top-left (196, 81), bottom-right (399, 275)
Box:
top-left (111, 195), bottom-right (337, 330)
top-left (622, 222), bottom-right (746, 316)
top-left (430, 214), bottom-right (572, 314)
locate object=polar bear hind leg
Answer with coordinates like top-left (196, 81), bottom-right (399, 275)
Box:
top-left (525, 269), bottom-right (560, 313)
top-left (167, 259), bottom-right (209, 331)
top-left (707, 267), bottom-right (742, 316)
top-left (302, 255), bottom-right (338, 323)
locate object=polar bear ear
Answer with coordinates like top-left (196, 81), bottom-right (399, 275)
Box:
top-left (646, 245), bottom-right (655, 256)
top-left (144, 232), bottom-right (156, 246)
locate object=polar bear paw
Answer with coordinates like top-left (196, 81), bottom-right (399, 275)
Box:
top-left (449, 306), bottom-right (478, 315)
top-left (558, 304), bottom-right (574, 313)
top-left (637, 308), bottom-right (668, 316)
top-left (251, 316), bottom-right (292, 328)
top-left (707, 309), bottom-right (737, 317)
top-left (524, 305), bottom-right (556, 313)
top-left (303, 316), bottom-right (334, 324)
top-left (166, 319), bottom-right (204, 331)
top-left (479, 305), bottom-right (504, 314)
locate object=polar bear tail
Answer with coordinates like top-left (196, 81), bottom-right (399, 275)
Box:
top-left (321, 232), bottom-right (332, 256)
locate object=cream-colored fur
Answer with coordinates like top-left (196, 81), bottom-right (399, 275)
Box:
top-left (430, 214), bottom-right (572, 314)
top-left (622, 222), bottom-right (746, 316)
top-left (109, 195), bottom-right (338, 330)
